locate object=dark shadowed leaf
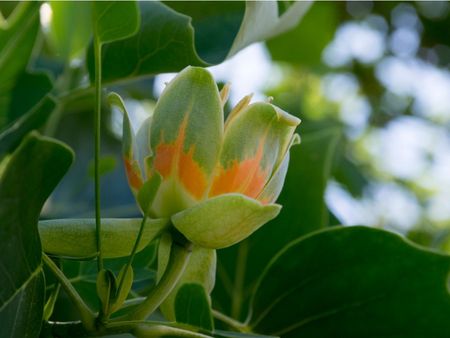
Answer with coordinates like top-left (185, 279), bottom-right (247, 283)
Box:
top-left (0, 96), bottom-right (56, 158)
top-left (6, 71), bottom-right (53, 124)
top-left (162, 1), bottom-right (245, 64)
top-left (213, 128), bottom-right (341, 320)
top-left (250, 226), bottom-right (450, 338)
top-left (0, 133), bottom-right (74, 337)
top-left (175, 283), bottom-right (214, 331)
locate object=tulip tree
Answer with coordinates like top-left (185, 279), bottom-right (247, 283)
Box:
top-left (2, 2), bottom-right (450, 338)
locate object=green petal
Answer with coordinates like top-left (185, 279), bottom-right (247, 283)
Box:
top-left (209, 102), bottom-right (300, 200)
top-left (149, 66), bottom-right (224, 216)
top-left (172, 194), bottom-right (281, 249)
top-left (39, 218), bottom-right (168, 259)
top-left (108, 92), bottom-right (143, 192)
top-left (157, 233), bottom-right (216, 321)
top-left (257, 133), bottom-right (300, 204)
top-left (257, 151), bottom-right (290, 205)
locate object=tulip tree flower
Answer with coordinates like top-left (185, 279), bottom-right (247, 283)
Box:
top-left (114, 66), bottom-right (300, 250)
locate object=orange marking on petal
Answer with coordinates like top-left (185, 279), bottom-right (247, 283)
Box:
top-left (153, 117), bottom-right (207, 199)
top-left (209, 142), bottom-right (269, 199)
top-left (178, 147), bottom-right (208, 199)
top-left (124, 157), bottom-right (143, 191)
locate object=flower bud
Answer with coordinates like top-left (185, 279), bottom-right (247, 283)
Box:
top-left (115, 66), bottom-right (300, 249)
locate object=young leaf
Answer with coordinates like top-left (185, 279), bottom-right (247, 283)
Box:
top-left (250, 226), bottom-right (450, 337)
top-left (0, 133), bottom-right (73, 337)
top-left (96, 269), bottom-right (116, 316)
top-left (110, 265), bottom-right (134, 313)
top-left (175, 283), bottom-right (214, 331)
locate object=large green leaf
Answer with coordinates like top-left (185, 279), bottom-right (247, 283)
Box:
top-left (213, 128), bottom-right (341, 320)
top-left (0, 133), bottom-right (74, 337)
top-left (49, 1), bottom-right (92, 60)
top-left (92, 1), bottom-right (140, 45)
top-left (250, 226), bottom-right (450, 337)
top-left (163, 1), bottom-right (245, 64)
top-left (88, 1), bottom-right (312, 84)
top-left (0, 96), bottom-right (56, 158)
top-left (0, 2), bottom-right (40, 123)
top-left (88, 1), bottom-right (207, 84)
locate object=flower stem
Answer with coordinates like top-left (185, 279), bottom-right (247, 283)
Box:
top-left (212, 309), bottom-right (250, 333)
top-left (42, 254), bottom-right (96, 331)
top-left (128, 238), bottom-right (192, 320)
top-left (93, 38), bottom-right (103, 272)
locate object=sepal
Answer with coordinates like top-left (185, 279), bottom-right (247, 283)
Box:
top-left (157, 233), bottom-right (216, 321)
top-left (172, 193), bottom-right (281, 249)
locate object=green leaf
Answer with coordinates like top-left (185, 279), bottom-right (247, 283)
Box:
top-left (0, 2), bottom-right (39, 83)
top-left (110, 265), bottom-right (134, 313)
top-left (162, 1), bottom-right (245, 64)
top-left (0, 96), bottom-right (56, 159)
top-left (250, 226), bottom-right (450, 337)
top-left (213, 128), bottom-right (341, 319)
top-left (0, 133), bottom-right (74, 337)
top-left (172, 194), bottom-right (281, 249)
top-left (89, 1), bottom-right (207, 84)
top-left (175, 283), bottom-right (214, 331)
top-left (88, 1), bottom-right (312, 83)
top-left (96, 269), bottom-right (116, 315)
top-left (39, 218), bottom-right (169, 259)
top-left (6, 71), bottom-right (53, 124)
top-left (93, 1), bottom-right (140, 45)
top-left (0, 2), bottom-right (41, 124)
top-left (48, 1), bottom-right (92, 60)
top-left (266, 2), bottom-right (338, 67)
